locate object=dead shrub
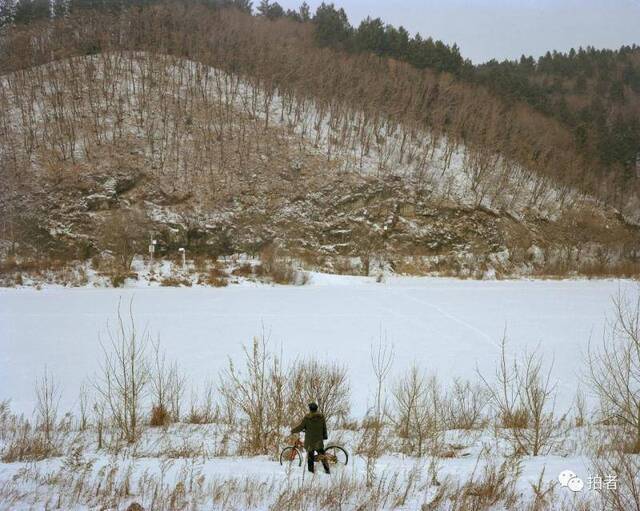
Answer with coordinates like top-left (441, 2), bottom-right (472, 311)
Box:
top-left (1, 421), bottom-right (58, 462)
top-left (479, 337), bottom-right (566, 456)
top-left (446, 378), bottom-right (488, 430)
top-left (358, 339), bottom-right (394, 487)
top-left (98, 208), bottom-right (150, 273)
top-left (149, 404), bottom-right (170, 427)
top-left (591, 448), bottom-right (640, 511)
top-left (161, 276), bottom-right (192, 287)
top-left (389, 366), bottom-right (443, 456)
top-left (187, 382), bottom-right (217, 424)
top-left (35, 367), bottom-right (61, 450)
top-left (206, 268), bottom-right (228, 287)
top-left (457, 457), bottom-right (522, 510)
top-left (269, 260), bottom-right (296, 284)
top-left (258, 245), bottom-right (307, 285)
top-left (287, 359), bottom-right (351, 425)
top-left (150, 339), bottom-right (185, 425)
top-left (110, 272), bottom-right (127, 288)
top-left (588, 291), bottom-right (640, 452)
top-left (232, 263), bottom-right (254, 277)
top-left (218, 331), bottom-right (288, 455)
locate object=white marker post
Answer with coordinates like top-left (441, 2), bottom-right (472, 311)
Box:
top-left (178, 247), bottom-right (186, 269)
top-left (149, 239), bottom-right (157, 265)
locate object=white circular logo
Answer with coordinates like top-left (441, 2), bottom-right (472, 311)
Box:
top-left (567, 477), bottom-right (584, 492)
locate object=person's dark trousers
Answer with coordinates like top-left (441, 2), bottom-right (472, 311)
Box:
top-left (308, 449), bottom-right (330, 474)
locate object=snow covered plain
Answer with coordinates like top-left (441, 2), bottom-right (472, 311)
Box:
top-left (0, 275), bottom-right (637, 509)
top-left (0, 274), bottom-right (633, 417)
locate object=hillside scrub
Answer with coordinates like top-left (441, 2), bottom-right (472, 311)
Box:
top-left (3, 3), bottom-right (637, 213)
top-left (0, 5), bottom-right (639, 281)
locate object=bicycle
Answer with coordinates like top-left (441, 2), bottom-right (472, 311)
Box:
top-left (279, 437), bottom-right (349, 468)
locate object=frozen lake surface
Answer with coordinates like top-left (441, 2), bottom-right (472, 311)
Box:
top-left (0, 275), bottom-right (634, 416)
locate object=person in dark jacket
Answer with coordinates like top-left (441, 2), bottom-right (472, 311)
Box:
top-left (291, 402), bottom-right (330, 474)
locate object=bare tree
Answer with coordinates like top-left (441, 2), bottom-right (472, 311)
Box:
top-left (287, 358), bottom-right (350, 425)
top-left (390, 366), bottom-right (442, 456)
top-left (358, 332), bottom-right (394, 487)
top-left (479, 337), bottom-right (565, 456)
top-left (78, 383), bottom-right (89, 431)
top-left (94, 301), bottom-right (150, 444)
top-left (35, 366), bottom-right (61, 449)
top-left (218, 330), bottom-right (286, 455)
top-left (591, 448), bottom-right (640, 511)
top-left (99, 208), bottom-right (151, 275)
top-left (150, 338), bottom-right (183, 427)
top-left (588, 292), bottom-right (640, 452)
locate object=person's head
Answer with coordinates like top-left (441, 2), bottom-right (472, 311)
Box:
top-left (308, 402), bottom-right (318, 413)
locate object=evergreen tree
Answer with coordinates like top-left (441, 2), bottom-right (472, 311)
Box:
top-left (0, 0), bottom-right (16, 26)
top-left (313, 2), bottom-right (352, 48)
top-left (13, 0), bottom-right (50, 24)
top-left (354, 17), bottom-right (385, 54)
top-left (256, 0), bottom-right (269, 16)
top-left (257, 0), bottom-right (282, 19)
top-left (298, 1), bottom-right (309, 22)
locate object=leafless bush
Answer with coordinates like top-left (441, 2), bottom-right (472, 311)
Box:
top-left (205, 266), bottom-right (228, 287)
top-left (93, 399), bottom-right (106, 450)
top-left (160, 276), bottom-right (193, 287)
top-left (99, 208), bottom-right (150, 273)
top-left (591, 448), bottom-right (640, 511)
top-left (0, 419), bottom-right (58, 462)
top-left (187, 382), bottom-right (218, 424)
top-left (150, 339), bottom-right (184, 427)
top-left (455, 456), bottom-right (522, 510)
top-left (588, 292), bottom-right (640, 452)
top-left (35, 366), bottom-right (61, 449)
top-left (219, 330), bottom-right (350, 454)
top-left (258, 245), bottom-right (308, 285)
top-left (94, 301), bottom-right (150, 444)
top-left (389, 366), bottom-right (442, 456)
top-left (358, 337), bottom-right (394, 487)
top-left (479, 337), bottom-right (566, 456)
top-left (445, 378), bottom-right (488, 430)
top-left (78, 384), bottom-right (89, 431)
top-left (286, 358), bottom-right (351, 425)
top-left (573, 388), bottom-right (588, 428)
top-left (0, 386), bottom-right (61, 462)
top-left (218, 331), bottom-right (287, 454)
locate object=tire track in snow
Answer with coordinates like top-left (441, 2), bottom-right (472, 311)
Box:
top-left (386, 288), bottom-right (502, 351)
top-left (386, 287), bottom-right (570, 388)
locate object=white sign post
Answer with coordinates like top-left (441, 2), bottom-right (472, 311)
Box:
top-left (149, 239), bottom-right (157, 261)
top-left (178, 247), bottom-right (186, 269)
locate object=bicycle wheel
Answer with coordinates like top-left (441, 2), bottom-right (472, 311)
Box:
top-left (279, 446), bottom-right (303, 467)
top-left (324, 445), bottom-right (349, 466)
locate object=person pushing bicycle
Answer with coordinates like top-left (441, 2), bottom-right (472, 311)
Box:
top-left (291, 402), bottom-right (330, 474)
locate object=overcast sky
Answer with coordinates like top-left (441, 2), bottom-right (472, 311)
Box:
top-left (276, 0), bottom-right (640, 63)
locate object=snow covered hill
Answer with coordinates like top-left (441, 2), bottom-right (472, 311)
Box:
top-left (1, 53), bottom-right (638, 283)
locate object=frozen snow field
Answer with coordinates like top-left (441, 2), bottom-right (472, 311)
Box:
top-left (0, 275), bottom-right (634, 417)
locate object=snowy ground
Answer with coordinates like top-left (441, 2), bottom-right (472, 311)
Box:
top-left (0, 275), bottom-right (635, 509)
top-left (0, 274), bottom-right (636, 416)
top-left (0, 274), bottom-right (633, 417)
